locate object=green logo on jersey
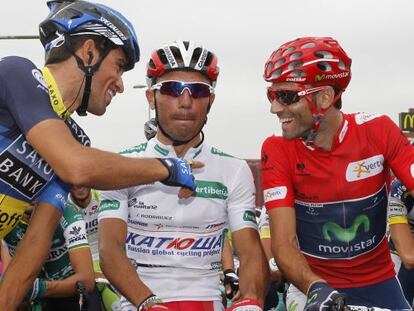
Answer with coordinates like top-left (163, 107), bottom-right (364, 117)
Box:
top-left (154, 144), bottom-right (169, 156)
top-left (243, 210), bottom-right (257, 224)
top-left (211, 147), bottom-right (233, 158)
top-left (99, 200), bottom-right (120, 212)
top-left (288, 300), bottom-right (299, 311)
top-left (323, 214), bottom-right (370, 243)
top-left (307, 293), bottom-right (318, 303)
top-left (120, 142), bottom-right (148, 155)
top-left (192, 180), bottom-right (228, 200)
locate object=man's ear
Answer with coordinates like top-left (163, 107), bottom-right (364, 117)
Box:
top-left (77, 39), bottom-right (98, 66)
top-left (146, 89), bottom-right (155, 110)
top-left (317, 86), bottom-right (335, 110)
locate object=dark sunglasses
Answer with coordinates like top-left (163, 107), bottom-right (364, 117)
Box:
top-left (267, 86), bottom-right (327, 106)
top-left (151, 80), bottom-right (214, 99)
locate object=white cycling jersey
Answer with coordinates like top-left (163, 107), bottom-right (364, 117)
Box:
top-left (69, 190), bottom-right (101, 262)
top-left (98, 137), bottom-right (257, 305)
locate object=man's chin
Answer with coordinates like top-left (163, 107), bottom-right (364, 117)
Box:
top-left (282, 131), bottom-right (296, 140)
top-left (87, 106), bottom-right (106, 116)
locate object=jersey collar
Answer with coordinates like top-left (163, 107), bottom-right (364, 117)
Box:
top-left (302, 112), bottom-right (349, 151)
top-left (149, 137), bottom-right (204, 160)
top-left (41, 67), bottom-right (72, 120)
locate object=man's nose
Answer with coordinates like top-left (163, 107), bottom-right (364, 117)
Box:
top-left (115, 76), bottom-right (124, 94)
top-left (270, 100), bottom-right (285, 114)
top-left (178, 88), bottom-right (193, 107)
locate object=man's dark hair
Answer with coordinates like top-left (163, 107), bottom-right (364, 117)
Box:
top-left (45, 34), bottom-right (113, 65)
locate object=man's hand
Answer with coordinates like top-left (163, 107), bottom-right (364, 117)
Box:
top-left (304, 281), bottom-right (345, 311)
top-left (157, 158), bottom-right (201, 191)
top-left (225, 298), bottom-right (262, 311)
top-left (137, 294), bottom-right (171, 311)
top-left (223, 269), bottom-right (239, 299)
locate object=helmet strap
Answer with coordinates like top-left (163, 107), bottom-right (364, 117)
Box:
top-left (302, 90), bottom-right (343, 146)
top-left (63, 34), bottom-right (112, 116)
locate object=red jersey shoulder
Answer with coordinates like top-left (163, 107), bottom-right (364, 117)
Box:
top-left (261, 135), bottom-right (295, 150)
top-left (261, 135), bottom-right (295, 162)
top-left (351, 112), bottom-right (394, 129)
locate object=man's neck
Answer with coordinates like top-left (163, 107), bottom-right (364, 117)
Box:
top-left (156, 133), bottom-right (202, 158)
top-left (46, 60), bottom-right (83, 114)
top-left (71, 193), bottom-right (92, 209)
top-left (314, 109), bottom-right (343, 151)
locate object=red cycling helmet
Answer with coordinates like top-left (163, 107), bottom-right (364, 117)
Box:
top-left (264, 37), bottom-right (352, 92)
top-left (146, 40), bottom-right (219, 88)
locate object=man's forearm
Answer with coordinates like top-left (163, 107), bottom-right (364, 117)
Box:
top-left (273, 241), bottom-right (321, 293)
top-left (100, 245), bottom-right (152, 307)
top-left (70, 149), bottom-right (169, 190)
top-left (390, 224), bottom-right (414, 269)
top-left (0, 205), bottom-right (59, 310)
top-left (238, 244), bottom-right (269, 304)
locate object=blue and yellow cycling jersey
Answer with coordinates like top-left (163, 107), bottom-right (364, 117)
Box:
top-left (388, 178), bottom-right (414, 252)
top-left (0, 56), bottom-right (90, 238)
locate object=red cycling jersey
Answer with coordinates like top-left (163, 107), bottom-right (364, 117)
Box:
top-left (261, 112), bottom-right (414, 288)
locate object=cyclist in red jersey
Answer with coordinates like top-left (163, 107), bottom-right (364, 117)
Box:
top-left (261, 37), bottom-right (413, 310)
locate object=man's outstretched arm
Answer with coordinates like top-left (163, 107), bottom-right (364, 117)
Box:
top-left (27, 119), bottom-right (200, 192)
top-left (0, 203), bottom-right (61, 310)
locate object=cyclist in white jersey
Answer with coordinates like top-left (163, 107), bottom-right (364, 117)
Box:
top-left (69, 187), bottom-right (101, 271)
top-left (69, 186), bottom-right (122, 311)
top-left (98, 40), bottom-right (268, 311)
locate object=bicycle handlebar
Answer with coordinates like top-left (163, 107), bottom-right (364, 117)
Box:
top-left (76, 281), bottom-right (88, 311)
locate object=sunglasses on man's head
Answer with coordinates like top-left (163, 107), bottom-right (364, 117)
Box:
top-left (267, 86), bottom-right (327, 106)
top-left (151, 80), bottom-right (214, 99)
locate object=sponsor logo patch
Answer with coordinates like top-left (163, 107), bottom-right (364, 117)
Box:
top-left (355, 113), bottom-right (382, 125)
top-left (345, 155), bottom-right (384, 182)
top-left (263, 186), bottom-right (287, 203)
top-left (243, 210), bottom-right (257, 224)
top-left (99, 200), bottom-right (120, 212)
top-left (192, 180), bottom-right (228, 200)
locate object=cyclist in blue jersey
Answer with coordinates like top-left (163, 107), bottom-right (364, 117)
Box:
top-left (0, 2), bottom-right (198, 310)
top-left (388, 177), bottom-right (414, 305)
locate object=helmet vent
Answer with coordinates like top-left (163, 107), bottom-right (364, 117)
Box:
top-left (301, 42), bottom-right (315, 49)
top-left (317, 61), bottom-right (332, 71)
top-left (314, 50), bottom-right (333, 59)
top-left (282, 47), bottom-right (295, 56)
top-left (272, 49), bottom-right (282, 58)
top-left (271, 69), bottom-right (282, 79)
top-left (290, 70), bottom-right (305, 77)
top-left (265, 63), bottom-right (273, 77)
top-left (338, 60), bottom-right (346, 70)
top-left (290, 52), bottom-right (303, 60)
top-left (288, 61), bottom-right (303, 70)
top-left (274, 58), bottom-right (285, 69)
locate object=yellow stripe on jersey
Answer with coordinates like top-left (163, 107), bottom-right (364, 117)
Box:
top-left (388, 216), bottom-right (409, 225)
top-left (259, 227), bottom-right (271, 239)
top-left (0, 194), bottom-right (29, 238)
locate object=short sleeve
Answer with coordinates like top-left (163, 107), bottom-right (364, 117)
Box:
top-left (227, 161), bottom-right (257, 233)
top-left (261, 136), bottom-right (295, 210)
